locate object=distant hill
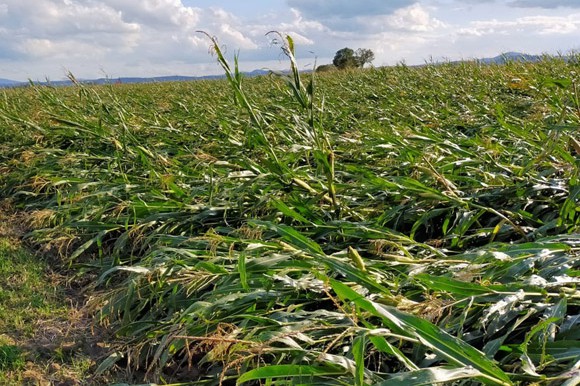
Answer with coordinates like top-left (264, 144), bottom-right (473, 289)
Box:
top-left (0, 53), bottom-right (560, 88)
top-left (476, 52), bottom-right (543, 64)
top-left (84, 74), bottom-right (227, 85)
top-left (0, 78), bottom-right (21, 86)
top-left (0, 70), bottom-right (272, 88)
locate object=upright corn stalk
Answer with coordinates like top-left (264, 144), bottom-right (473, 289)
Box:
top-left (200, 31), bottom-right (342, 216)
top-left (197, 31), bottom-right (286, 177)
top-left (267, 32), bottom-right (340, 214)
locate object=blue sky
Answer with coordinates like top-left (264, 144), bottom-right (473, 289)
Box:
top-left (0, 0), bottom-right (578, 81)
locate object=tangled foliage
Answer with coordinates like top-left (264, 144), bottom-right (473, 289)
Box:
top-left (0, 35), bottom-right (579, 385)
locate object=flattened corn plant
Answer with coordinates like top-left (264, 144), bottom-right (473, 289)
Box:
top-left (0, 34), bottom-right (579, 385)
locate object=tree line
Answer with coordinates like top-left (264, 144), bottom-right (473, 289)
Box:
top-left (317, 47), bottom-right (375, 72)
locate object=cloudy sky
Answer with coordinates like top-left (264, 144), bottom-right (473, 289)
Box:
top-left (0, 0), bottom-right (578, 81)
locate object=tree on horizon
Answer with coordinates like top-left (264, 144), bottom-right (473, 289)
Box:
top-left (332, 47), bottom-right (375, 70)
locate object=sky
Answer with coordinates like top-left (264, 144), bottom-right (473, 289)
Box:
top-left (0, 0), bottom-right (579, 81)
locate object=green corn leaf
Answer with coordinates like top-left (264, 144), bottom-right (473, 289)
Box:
top-left (368, 334), bottom-right (419, 371)
top-left (95, 352), bottom-right (124, 376)
top-left (373, 366), bottom-right (483, 386)
top-left (238, 252), bottom-right (249, 291)
top-left (237, 364), bottom-right (344, 385)
top-left (414, 274), bottom-right (495, 297)
top-left (271, 198), bottom-right (312, 225)
top-left (251, 220), bottom-right (324, 255)
top-left (528, 340), bottom-right (580, 362)
top-left (330, 279), bottom-right (513, 386)
top-left (352, 333), bottom-right (367, 386)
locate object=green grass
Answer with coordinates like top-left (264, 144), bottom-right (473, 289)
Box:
top-left (0, 37), bottom-right (579, 385)
top-left (0, 239), bottom-right (61, 336)
top-left (0, 228), bottom-right (119, 385)
top-left (0, 344), bottom-right (24, 372)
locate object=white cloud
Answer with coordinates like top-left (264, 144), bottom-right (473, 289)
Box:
top-left (458, 14), bottom-right (580, 36)
top-left (509, 0), bottom-right (580, 8)
top-left (279, 8), bottom-right (326, 34)
top-left (385, 4), bottom-right (446, 32)
top-left (0, 0), bottom-right (266, 78)
top-left (97, 0), bottom-right (201, 31)
top-left (254, 8), bottom-right (325, 48)
top-left (450, 0), bottom-right (580, 8)
top-left (0, 0), bottom-right (578, 81)
top-left (1, 1), bottom-right (140, 46)
top-left (219, 24), bottom-right (258, 49)
top-left (286, 0), bottom-right (415, 19)
top-left (19, 38), bottom-right (113, 60)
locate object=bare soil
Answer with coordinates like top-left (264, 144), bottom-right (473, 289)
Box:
top-left (0, 200), bottom-right (123, 385)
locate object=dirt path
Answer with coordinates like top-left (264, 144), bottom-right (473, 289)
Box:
top-left (0, 202), bottom-right (116, 385)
